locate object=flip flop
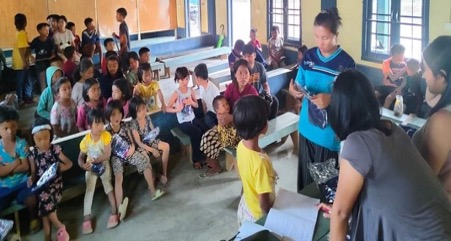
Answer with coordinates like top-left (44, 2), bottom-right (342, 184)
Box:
top-left (151, 189), bottom-right (165, 201)
top-left (198, 168), bottom-right (222, 179)
top-left (107, 214), bottom-right (119, 229)
top-left (118, 197), bottom-right (129, 221)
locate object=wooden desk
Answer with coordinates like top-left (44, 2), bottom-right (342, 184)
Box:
top-left (380, 107), bottom-right (426, 129)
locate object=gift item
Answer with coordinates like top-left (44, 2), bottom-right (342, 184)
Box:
top-left (112, 134), bottom-right (130, 160)
top-left (88, 147), bottom-right (105, 176)
top-left (31, 162), bottom-right (58, 192)
top-left (307, 100), bottom-right (328, 129)
top-left (393, 95), bottom-right (404, 117)
top-left (308, 158), bottom-right (339, 204)
top-left (143, 127), bottom-right (160, 144)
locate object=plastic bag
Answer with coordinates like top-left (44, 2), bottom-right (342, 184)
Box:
top-left (0, 219), bottom-right (13, 241)
top-left (112, 134), bottom-right (130, 160)
top-left (308, 158), bottom-right (339, 204)
top-left (31, 162), bottom-right (58, 192)
top-left (307, 100), bottom-right (328, 129)
top-left (143, 127), bottom-right (160, 144)
top-left (87, 147), bottom-right (105, 176)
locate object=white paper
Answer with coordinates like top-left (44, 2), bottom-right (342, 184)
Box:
top-left (273, 188), bottom-right (320, 222)
top-left (235, 221), bottom-right (268, 240)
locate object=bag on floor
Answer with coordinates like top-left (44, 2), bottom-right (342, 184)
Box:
top-left (308, 158), bottom-right (339, 204)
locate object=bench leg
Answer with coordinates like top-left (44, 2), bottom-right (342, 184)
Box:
top-left (164, 67), bottom-right (170, 78)
top-left (225, 152), bottom-right (236, 171)
top-left (153, 70), bottom-right (160, 81)
top-left (14, 210), bottom-right (21, 238)
top-left (185, 144), bottom-right (193, 164)
top-left (290, 132), bottom-right (299, 154)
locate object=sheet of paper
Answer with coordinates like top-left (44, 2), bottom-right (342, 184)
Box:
top-left (235, 221), bottom-right (268, 240)
top-left (273, 188), bottom-right (320, 222)
top-left (264, 209), bottom-right (315, 241)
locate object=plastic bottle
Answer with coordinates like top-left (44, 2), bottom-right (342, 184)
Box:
top-left (393, 95), bottom-right (404, 117)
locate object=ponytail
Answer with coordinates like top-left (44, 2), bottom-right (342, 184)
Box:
top-left (314, 7), bottom-right (342, 35)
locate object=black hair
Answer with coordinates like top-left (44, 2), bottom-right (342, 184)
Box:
top-left (298, 45), bottom-right (308, 55)
top-left (422, 35), bottom-right (451, 116)
top-left (107, 55), bottom-right (120, 64)
top-left (50, 56), bottom-right (63, 64)
top-left (52, 77), bottom-right (71, 95)
top-left (0, 106), bottom-right (19, 124)
top-left (233, 39), bottom-right (245, 51)
top-left (212, 95), bottom-right (228, 112)
top-left (36, 23), bottom-right (49, 31)
top-left (58, 15), bottom-right (68, 23)
top-left (112, 78), bottom-right (132, 101)
top-left (141, 62), bottom-right (151, 72)
top-left (129, 96), bottom-right (146, 119)
top-left (174, 67), bottom-right (190, 83)
top-left (406, 58), bottom-right (420, 72)
top-left (314, 7), bottom-right (342, 35)
top-left (117, 8), bottom-right (128, 18)
top-left (194, 63), bottom-right (208, 80)
top-left (80, 55), bottom-right (93, 63)
top-left (82, 78), bottom-right (100, 102)
top-left (128, 51), bottom-right (139, 62)
top-left (104, 38), bottom-right (114, 48)
top-left (66, 22), bottom-right (75, 30)
top-left (328, 69), bottom-right (392, 141)
top-left (233, 95), bottom-right (269, 140)
top-left (270, 25), bottom-right (280, 33)
top-left (105, 100), bottom-right (124, 121)
top-left (84, 17), bottom-right (94, 27)
top-left (63, 46), bottom-right (75, 59)
top-left (242, 43), bottom-right (255, 55)
top-left (105, 50), bottom-right (118, 60)
top-left (47, 14), bottom-right (59, 21)
top-left (390, 43), bottom-right (405, 56)
top-left (87, 108), bottom-right (105, 126)
top-left (139, 47), bottom-right (150, 56)
top-left (14, 13), bottom-right (27, 31)
top-left (31, 117), bottom-right (53, 141)
top-left (232, 59), bottom-right (251, 86)
top-left (74, 58), bottom-right (94, 82)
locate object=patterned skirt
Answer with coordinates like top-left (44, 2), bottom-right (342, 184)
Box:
top-left (200, 127), bottom-right (222, 160)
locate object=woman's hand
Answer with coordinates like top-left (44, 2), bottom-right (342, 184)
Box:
top-left (317, 203), bottom-right (332, 218)
top-left (310, 93), bottom-right (331, 109)
top-left (288, 79), bottom-right (304, 100)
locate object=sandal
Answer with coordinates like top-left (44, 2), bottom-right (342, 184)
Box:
top-left (118, 197), bottom-right (129, 221)
top-left (56, 225), bottom-right (70, 241)
top-left (151, 189), bottom-right (165, 201)
top-left (82, 220), bottom-right (93, 234)
top-left (107, 214), bottom-right (119, 229)
top-left (198, 167), bottom-right (222, 179)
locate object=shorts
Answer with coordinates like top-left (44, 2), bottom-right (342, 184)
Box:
top-left (0, 181), bottom-right (35, 211)
top-left (111, 147), bottom-right (152, 174)
top-left (147, 139), bottom-right (163, 156)
top-left (35, 60), bottom-right (50, 75)
top-left (237, 195), bottom-right (258, 227)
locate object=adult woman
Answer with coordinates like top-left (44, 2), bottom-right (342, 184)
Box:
top-left (413, 36), bottom-right (451, 200)
top-left (326, 69), bottom-right (451, 241)
top-left (288, 8), bottom-right (355, 191)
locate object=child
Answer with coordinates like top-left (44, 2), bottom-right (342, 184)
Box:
top-left (49, 56), bottom-right (63, 68)
top-left (134, 63), bottom-right (166, 112)
top-left (50, 77), bottom-right (77, 137)
top-left (291, 45), bottom-right (308, 80)
top-left (234, 95), bottom-right (276, 225)
top-left (81, 17), bottom-right (101, 59)
top-left (99, 55), bottom-right (124, 100)
top-left (224, 59), bottom-right (258, 109)
top-left (0, 94), bottom-right (19, 110)
top-left (200, 96), bottom-right (240, 177)
top-left (113, 8), bottom-right (130, 72)
top-left (126, 51), bottom-right (141, 86)
top-left (12, 13), bottom-right (34, 104)
top-left (47, 14), bottom-right (59, 38)
top-left (248, 28), bottom-right (262, 52)
top-left (72, 58), bottom-right (95, 106)
top-left (108, 78), bottom-right (132, 117)
top-left (0, 106), bottom-right (40, 233)
top-left (30, 23), bottom-right (56, 93)
top-left (268, 25), bottom-right (286, 69)
top-left (101, 38), bottom-right (115, 74)
top-left (375, 43), bottom-right (407, 104)
top-left (139, 47), bottom-right (151, 64)
top-left (62, 46), bottom-right (77, 80)
top-left (166, 67), bottom-right (207, 169)
top-left (28, 118), bottom-right (72, 241)
top-left (108, 101), bottom-right (165, 213)
top-left (194, 63), bottom-right (220, 128)
top-left (76, 78), bottom-right (106, 131)
top-left (37, 66), bottom-right (64, 120)
top-left (78, 109), bottom-right (118, 234)
top-left (66, 22), bottom-right (80, 53)
top-left (228, 39), bottom-right (245, 74)
top-left (53, 15), bottom-right (75, 61)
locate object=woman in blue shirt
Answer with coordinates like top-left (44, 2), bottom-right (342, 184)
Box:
top-left (289, 8), bottom-right (355, 191)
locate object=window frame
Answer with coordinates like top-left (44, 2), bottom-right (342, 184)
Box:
top-left (361, 0), bottom-right (429, 63)
top-left (267, 0), bottom-right (302, 47)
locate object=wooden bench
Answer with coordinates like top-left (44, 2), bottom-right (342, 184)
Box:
top-left (160, 47), bottom-right (231, 78)
top-left (150, 61), bottom-right (165, 81)
top-left (209, 69), bottom-right (232, 88)
top-left (187, 60), bottom-right (230, 77)
top-left (170, 127), bottom-right (193, 164)
top-left (224, 112), bottom-right (299, 170)
top-left (0, 203), bottom-right (25, 240)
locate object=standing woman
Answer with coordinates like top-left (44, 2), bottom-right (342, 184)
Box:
top-left (289, 8), bottom-right (355, 191)
top-left (413, 36), bottom-right (451, 200)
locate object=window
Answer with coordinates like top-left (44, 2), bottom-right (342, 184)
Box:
top-left (362, 0), bottom-right (429, 62)
top-left (268, 0), bottom-right (302, 45)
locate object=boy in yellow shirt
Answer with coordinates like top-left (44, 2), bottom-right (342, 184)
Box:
top-left (234, 95), bottom-right (277, 225)
top-left (133, 63), bottom-right (166, 112)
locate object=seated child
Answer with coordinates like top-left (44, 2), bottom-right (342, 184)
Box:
top-left (99, 55), bottom-right (124, 100)
top-left (129, 96), bottom-right (170, 187)
top-left (49, 56), bottom-right (63, 69)
top-left (268, 25), bottom-right (286, 69)
top-left (28, 118), bottom-right (72, 241)
top-left (78, 109), bottom-right (118, 234)
top-left (76, 78), bottom-right (106, 131)
top-left (50, 77), bottom-right (77, 137)
top-left (72, 59), bottom-right (95, 106)
top-left (106, 100), bottom-right (164, 221)
top-left (0, 106), bottom-right (40, 232)
top-left (194, 63), bottom-right (220, 129)
top-left (62, 46), bottom-right (77, 80)
top-left (234, 95), bottom-right (277, 225)
top-left (101, 38), bottom-right (116, 74)
top-left (228, 39), bottom-right (245, 75)
top-left (37, 66), bottom-right (64, 120)
top-left (0, 94), bottom-right (19, 110)
top-left (126, 51), bottom-right (141, 86)
top-left (199, 96), bottom-right (240, 177)
top-left (107, 78), bottom-right (132, 117)
top-left (134, 63), bottom-right (166, 112)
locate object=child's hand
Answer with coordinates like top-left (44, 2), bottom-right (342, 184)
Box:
top-left (160, 104), bottom-right (166, 113)
top-left (112, 32), bottom-right (119, 39)
top-left (317, 203), bottom-right (332, 218)
top-left (127, 145), bottom-right (135, 158)
top-left (27, 175), bottom-right (36, 188)
top-left (133, 88), bottom-right (140, 96)
top-left (175, 103), bottom-right (184, 112)
top-left (82, 162), bottom-right (92, 171)
top-left (310, 93), bottom-right (331, 109)
top-left (182, 98), bottom-right (195, 106)
top-left (149, 148), bottom-right (161, 158)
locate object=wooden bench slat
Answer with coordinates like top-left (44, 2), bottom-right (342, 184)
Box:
top-left (170, 128), bottom-right (191, 145)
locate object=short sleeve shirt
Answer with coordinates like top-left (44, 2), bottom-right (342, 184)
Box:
top-left (249, 62), bottom-right (267, 92)
top-left (53, 30), bottom-right (75, 50)
top-left (199, 81), bottom-right (220, 113)
top-left (80, 131), bottom-right (112, 163)
top-left (12, 30), bottom-right (29, 70)
top-left (50, 100), bottom-right (78, 137)
top-left (119, 22), bottom-right (130, 51)
top-left (30, 37), bottom-right (55, 61)
top-left (135, 82), bottom-right (161, 111)
top-left (0, 138), bottom-right (29, 188)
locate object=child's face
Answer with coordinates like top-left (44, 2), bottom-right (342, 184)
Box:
top-left (250, 31), bottom-right (256, 40)
top-left (111, 85), bottom-right (123, 101)
top-left (107, 60), bottom-right (119, 75)
top-left (58, 19), bottom-right (66, 31)
top-left (178, 76), bottom-right (190, 87)
top-left (51, 19), bottom-right (57, 29)
top-left (58, 82), bottom-right (72, 99)
top-left (86, 22), bottom-right (95, 31)
top-left (297, 52), bottom-right (304, 62)
top-left (33, 130), bottom-right (51, 151)
top-left (52, 70), bottom-right (63, 84)
top-left (116, 13), bottom-right (124, 22)
top-left (88, 83), bottom-right (101, 101)
top-left (82, 67), bottom-right (95, 80)
top-left (243, 53), bottom-right (255, 65)
top-left (271, 30), bottom-right (278, 39)
top-left (90, 121), bottom-right (104, 135)
top-left (0, 121), bottom-right (18, 141)
top-left (215, 99), bottom-right (230, 114)
top-left (129, 59), bottom-right (139, 71)
top-left (392, 53), bottom-right (405, 63)
top-left (106, 42), bottom-right (115, 51)
top-left (38, 26), bottom-right (49, 38)
top-left (235, 65), bottom-right (250, 87)
top-left (143, 70), bottom-right (152, 85)
top-left (137, 104), bottom-right (147, 120)
top-left (109, 109), bottom-right (123, 126)
top-left (50, 61), bottom-right (63, 68)
top-left (70, 26), bottom-right (76, 35)
top-left (140, 52), bottom-right (150, 63)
